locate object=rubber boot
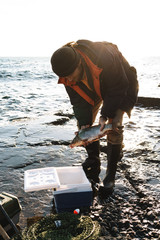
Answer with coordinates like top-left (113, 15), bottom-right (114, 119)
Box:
top-left (82, 140), bottom-right (101, 184)
top-left (102, 143), bottom-right (123, 194)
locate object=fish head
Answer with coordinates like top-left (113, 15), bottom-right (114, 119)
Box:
top-left (69, 135), bottom-right (84, 148)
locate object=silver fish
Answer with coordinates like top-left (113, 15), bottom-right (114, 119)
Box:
top-left (70, 123), bottom-right (112, 148)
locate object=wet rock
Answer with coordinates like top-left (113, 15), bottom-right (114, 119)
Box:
top-left (91, 205), bottom-right (102, 211)
top-left (93, 213), bottom-right (100, 219)
top-left (97, 237), bottom-right (108, 240)
top-left (100, 226), bottom-right (110, 236)
top-left (90, 214), bottom-right (95, 219)
top-left (147, 201), bottom-right (153, 207)
top-left (152, 232), bottom-right (160, 238)
top-left (45, 117), bottom-right (70, 125)
top-left (132, 220), bottom-right (140, 227)
top-left (142, 219), bottom-right (148, 224)
top-left (136, 229), bottom-right (147, 238)
top-left (146, 210), bottom-right (157, 220)
top-left (120, 231), bottom-right (128, 238)
top-left (100, 222), bottom-right (108, 228)
top-left (127, 229), bottom-right (136, 238)
top-left (137, 96), bottom-right (160, 108)
top-left (119, 219), bottom-right (130, 228)
top-left (111, 226), bottom-right (119, 235)
top-left (54, 111), bottom-right (74, 118)
top-left (116, 236), bottom-right (123, 240)
top-left (98, 237), bottom-right (112, 240)
top-left (125, 234), bottom-right (133, 240)
top-left (134, 223), bottom-right (143, 231)
top-left (154, 220), bottom-right (160, 229)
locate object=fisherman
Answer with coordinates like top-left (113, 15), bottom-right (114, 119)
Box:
top-left (50, 40), bottom-right (138, 194)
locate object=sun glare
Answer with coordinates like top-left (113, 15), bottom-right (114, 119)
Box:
top-left (0, 0), bottom-right (160, 57)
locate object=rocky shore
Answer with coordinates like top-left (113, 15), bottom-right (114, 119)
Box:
top-left (1, 97), bottom-right (160, 239)
top-left (88, 156), bottom-right (160, 239)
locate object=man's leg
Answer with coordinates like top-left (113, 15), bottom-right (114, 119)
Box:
top-left (102, 126), bottom-right (124, 193)
top-left (82, 140), bottom-right (101, 183)
top-left (82, 98), bottom-right (102, 184)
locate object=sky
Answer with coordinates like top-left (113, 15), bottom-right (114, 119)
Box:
top-left (0, 0), bottom-right (160, 59)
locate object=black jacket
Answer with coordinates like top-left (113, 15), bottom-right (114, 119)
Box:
top-left (64, 40), bottom-right (138, 127)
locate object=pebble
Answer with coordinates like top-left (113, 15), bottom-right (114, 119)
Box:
top-left (89, 184), bottom-right (160, 239)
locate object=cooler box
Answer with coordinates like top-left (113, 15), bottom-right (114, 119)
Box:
top-left (0, 192), bottom-right (21, 232)
top-left (24, 166), bottom-right (93, 213)
top-left (53, 166), bottom-right (93, 212)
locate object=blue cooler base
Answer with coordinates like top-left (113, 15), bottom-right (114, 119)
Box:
top-left (53, 191), bottom-right (93, 213)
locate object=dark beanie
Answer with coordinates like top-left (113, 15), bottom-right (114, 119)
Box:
top-left (51, 46), bottom-right (81, 77)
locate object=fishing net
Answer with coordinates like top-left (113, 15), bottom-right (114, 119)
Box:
top-left (12, 212), bottom-right (100, 240)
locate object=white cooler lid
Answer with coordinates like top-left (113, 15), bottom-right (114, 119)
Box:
top-left (24, 167), bottom-right (60, 192)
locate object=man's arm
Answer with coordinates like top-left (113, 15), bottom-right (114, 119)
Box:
top-left (65, 86), bottom-right (93, 128)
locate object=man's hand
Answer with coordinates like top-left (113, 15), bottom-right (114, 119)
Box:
top-left (75, 125), bottom-right (90, 135)
top-left (99, 116), bottom-right (107, 131)
top-left (99, 109), bottom-right (124, 132)
top-left (112, 109), bottom-right (124, 131)
top-left (80, 125), bottom-right (90, 130)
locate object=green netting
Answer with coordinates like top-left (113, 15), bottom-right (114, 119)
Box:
top-left (12, 212), bottom-right (100, 240)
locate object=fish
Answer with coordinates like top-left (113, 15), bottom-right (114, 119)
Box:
top-left (70, 123), bottom-right (112, 148)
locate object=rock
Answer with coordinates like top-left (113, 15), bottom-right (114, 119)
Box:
top-left (93, 213), bottom-right (100, 219)
top-left (100, 226), bottom-right (110, 236)
top-left (97, 237), bottom-right (107, 240)
top-left (125, 234), bottom-right (133, 240)
top-left (100, 222), bottom-right (108, 228)
top-left (111, 226), bottom-right (119, 235)
top-left (119, 219), bottom-right (130, 228)
top-left (146, 211), bottom-right (156, 220)
top-left (137, 96), bottom-right (160, 108)
top-left (90, 214), bottom-right (95, 219)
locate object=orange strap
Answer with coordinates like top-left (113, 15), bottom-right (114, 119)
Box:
top-left (58, 78), bottom-right (95, 106)
top-left (76, 49), bottom-right (103, 99)
top-left (71, 85), bottom-right (95, 106)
